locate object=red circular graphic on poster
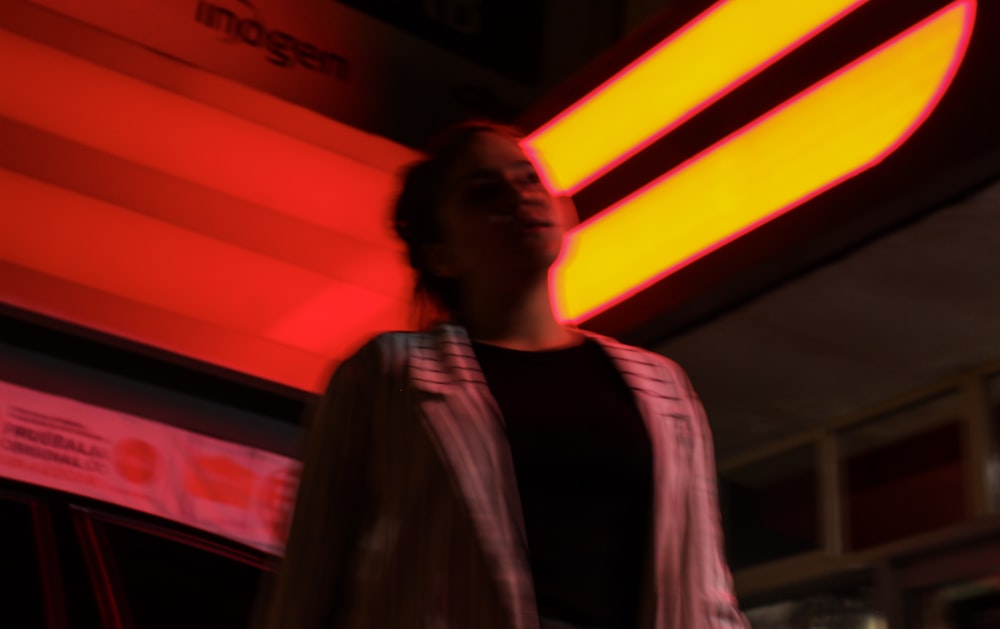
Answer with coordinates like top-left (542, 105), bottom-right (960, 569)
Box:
top-left (113, 439), bottom-right (158, 485)
top-left (257, 465), bottom-right (300, 546)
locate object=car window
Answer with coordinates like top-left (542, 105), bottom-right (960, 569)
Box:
top-left (0, 497), bottom-right (46, 629)
top-left (99, 520), bottom-right (270, 629)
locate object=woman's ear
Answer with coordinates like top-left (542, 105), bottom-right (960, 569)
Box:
top-left (423, 242), bottom-right (459, 279)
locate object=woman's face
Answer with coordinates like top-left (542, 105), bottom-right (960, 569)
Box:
top-left (429, 131), bottom-right (575, 287)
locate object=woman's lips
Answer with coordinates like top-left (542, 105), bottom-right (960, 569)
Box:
top-left (517, 217), bottom-right (554, 229)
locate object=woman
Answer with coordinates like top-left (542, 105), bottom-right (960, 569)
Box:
top-left (261, 122), bottom-right (748, 629)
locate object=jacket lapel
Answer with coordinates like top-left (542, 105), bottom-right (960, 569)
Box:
top-left (407, 324), bottom-right (538, 629)
top-left (589, 334), bottom-right (691, 629)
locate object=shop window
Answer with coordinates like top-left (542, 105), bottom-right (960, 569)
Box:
top-left (0, 497), bottom-right (46, 629)
top-left (56, 508), bottom-right (106, 628)
top-left (839, 392), bottom-right (966, 551)
top-left (100, 521), bottom-right (268, 629)
top-left (987, 372), bottom-right (1000, 512)
top-left (908, 574), bottom-right (1000, 628)
top-left (720, 445), bottom-right (820, 571)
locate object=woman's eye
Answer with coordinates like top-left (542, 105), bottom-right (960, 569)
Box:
top-left (462, 169), bottom-right (542, 204)
top-left (465, 181), bottom-right (504, 201)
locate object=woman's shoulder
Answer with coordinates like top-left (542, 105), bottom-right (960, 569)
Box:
top-left (337, 330), bottom-right (439, 374)
top-left (581, 330), bottom-right (702, 402)
top-left (343, 330), bottom-right (425, 362)
top-left (329, 329), bottom-right (463, 397)
top-left (582, 330), bottom-right (685, 372)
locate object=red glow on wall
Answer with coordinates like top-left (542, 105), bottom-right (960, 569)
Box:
top-left (0, 28), bottom-right (418, 391)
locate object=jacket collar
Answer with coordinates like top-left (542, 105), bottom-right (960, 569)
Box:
top-left (404, 323), bottom-right (684, 629)
top-left (410, 322), bottom-right (675, 402)
top-left (405, 323), bottom-right (484, 395)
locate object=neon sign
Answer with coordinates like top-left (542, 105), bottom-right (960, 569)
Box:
top-left (539, 0), bottom-right (977, 323)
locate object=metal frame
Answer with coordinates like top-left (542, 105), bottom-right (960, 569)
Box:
top-left (725, 356), bottom-right (1000, 627)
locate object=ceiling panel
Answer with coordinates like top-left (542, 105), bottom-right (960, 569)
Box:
top-left (659, 177), bottom-right (1000, 460)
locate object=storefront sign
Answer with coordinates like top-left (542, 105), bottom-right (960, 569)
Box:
top-left (194, 0), bottom-right (351, 79)
top-left (25, 0), bottom-right (535, 143)
top-left (0, 380), bottom-right (298, 554)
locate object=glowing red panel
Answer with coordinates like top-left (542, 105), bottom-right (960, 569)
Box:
top-left (0, 29), bottom-right (417, 391)
top-left (0, 30), bottom-right (409, 246)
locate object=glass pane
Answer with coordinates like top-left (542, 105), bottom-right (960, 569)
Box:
top-left (720, 445), bottom-right (820, 571)
top-left (986, 372), bottom-right (1000, 512)
top-left (839, 392), bottom-right (966, 550)
top-left (745, 584), bottom-right (877, 628)
top-left (55, 508), bottom-right (105, 629)
top-left (103, 522), bottom-right (266, 629)
top-left (0, 498), bottom-right (46, 629)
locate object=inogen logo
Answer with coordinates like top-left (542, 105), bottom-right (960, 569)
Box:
top-left (194, 0), bottom-right (350, 80)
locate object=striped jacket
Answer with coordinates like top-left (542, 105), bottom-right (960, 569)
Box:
top-left (263, 324), bottom-right (748, 629)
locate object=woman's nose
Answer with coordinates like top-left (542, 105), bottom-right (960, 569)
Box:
top-left (488, 180), bottom-right (544, 222)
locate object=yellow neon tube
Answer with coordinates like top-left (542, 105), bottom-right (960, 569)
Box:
top-left (553, 0), bottom-right (976, 323)
top-left (524, 0), bottom-right (870, 194)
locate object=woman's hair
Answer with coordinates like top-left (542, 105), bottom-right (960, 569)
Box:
top-left (392, 120), bottom-right (525, 327)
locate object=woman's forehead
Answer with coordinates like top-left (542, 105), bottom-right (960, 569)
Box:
top-left (452, 131), bottom-right (529, 171)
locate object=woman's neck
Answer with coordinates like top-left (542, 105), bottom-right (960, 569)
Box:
top-left (459, 279), bottom-right (580, 351)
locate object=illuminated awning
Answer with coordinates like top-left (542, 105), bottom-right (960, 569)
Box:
top-left (546, 0), bottom-right (976, 323)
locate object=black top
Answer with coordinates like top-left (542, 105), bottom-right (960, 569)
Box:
top-left (472, 338), bottom-right (653, 629)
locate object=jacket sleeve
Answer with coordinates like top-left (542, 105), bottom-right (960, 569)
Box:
top-left (258, 340), bottom-right (382, 629)
top-left (675, 365), bottom-right (751, 629)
